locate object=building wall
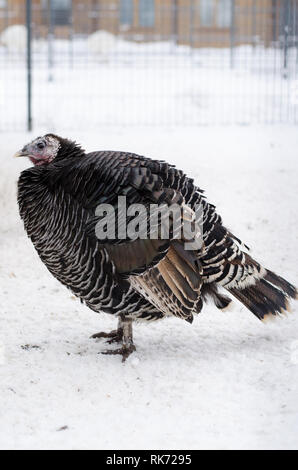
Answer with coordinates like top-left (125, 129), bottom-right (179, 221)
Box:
top-left (176, 0), bottom-right (275, 47)
top-left (0, 0), bottom-right (290, 47)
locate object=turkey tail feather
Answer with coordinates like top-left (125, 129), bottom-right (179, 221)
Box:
top-left (264, 269), bottom-right (297, 299)
top-left (200, 283), bottom-right (232, 311)
top-left (228, 269), bottom-right (297, 321)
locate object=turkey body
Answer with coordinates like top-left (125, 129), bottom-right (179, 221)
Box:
top-left (18, 151), bottom-right (169, 323)
top-left (17, 139), bottom-right (297, 358)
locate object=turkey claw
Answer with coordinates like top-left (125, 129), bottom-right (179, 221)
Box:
top-left (101, 344), bottom-right (136, 362)
top-left (90, 328), bottom-right (123, 344)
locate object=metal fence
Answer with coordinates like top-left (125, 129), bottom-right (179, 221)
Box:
top-left (1, 0), bottom-right (298, 131)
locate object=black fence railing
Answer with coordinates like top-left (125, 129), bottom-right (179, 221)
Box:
top-left (0, 0), bottom-right (298, 131)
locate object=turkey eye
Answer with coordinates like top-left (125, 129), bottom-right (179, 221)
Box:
top-left (37, 142), bottom-right (45, 150)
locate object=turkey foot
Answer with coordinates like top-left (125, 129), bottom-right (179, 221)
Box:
top-left (99, 317), bottom-right (135, 361)
top-left (90, 328), bottom-right (123, 344)
top-left (101, 343), bottom-right (136, 362)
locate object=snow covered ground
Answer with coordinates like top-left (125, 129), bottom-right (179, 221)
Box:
top-left (1, 40), bottom-right (298, 131)
top-left (0, 126), bottom-right (297, 450)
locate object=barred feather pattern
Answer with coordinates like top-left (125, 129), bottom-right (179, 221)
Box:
top-left (17, 163), bottom-right (165, 322)
top-left (17, 137), bottom-right (296, 325)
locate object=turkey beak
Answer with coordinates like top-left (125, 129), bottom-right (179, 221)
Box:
top-left (14, 146), bottom-right (29, 158)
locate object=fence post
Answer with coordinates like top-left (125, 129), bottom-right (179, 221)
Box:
top-left (252, 0), bottom-right (256, 50)
top-left (295, 0), bottom-right (298, 66)
top-left (172, 0), bottom-right (178, 47)
top-left (283, 0), bottom-right (291, 77)
top-left (272, 0), bottom-right (277, 43)
top-left (230, 0), bottom-right (235, 69)
top-left (48, 0), bottom-right (54, 81)
top-left (69, 0), bottom-right (74, 69)
top-left (189, 0), bottom-right (194, 54)
top-left (26, 0), bottom-right (32, 131)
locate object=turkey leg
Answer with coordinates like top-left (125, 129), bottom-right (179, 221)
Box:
top-left (90, 316), bottom-right (123, 344)
top-left (92, 317), bottom-right (136, 361)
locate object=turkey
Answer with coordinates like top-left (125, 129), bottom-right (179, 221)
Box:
top-left (15, 134), bottom-right (297, 361)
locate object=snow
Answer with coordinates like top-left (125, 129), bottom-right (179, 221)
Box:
top-left (1, 40), bottom-right (298, 131)
top-left (0, 25), bottom-right (27, 53)
top-left (87, 30), bottom-right (119, 57)
top-left (0, 126), bottom-right (297, 450)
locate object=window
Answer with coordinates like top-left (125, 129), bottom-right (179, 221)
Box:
top-left (139, 0), bottom-right (155, 28)
top-left (42, 0), bottom-right (72, 26)
top-left (199, 0), bottom-right (213, 27)
top-left (217, 0), bottom-right (232, 28)
top-left (52, 0), bottom-right (71, 26)
top-left (120, 0), bottom-right (133, 26)
top-left (199, 0), bottom-right (232, 28)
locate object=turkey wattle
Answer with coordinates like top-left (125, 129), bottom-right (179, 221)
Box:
top-left (15, 134), bottom-right (297, 361)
